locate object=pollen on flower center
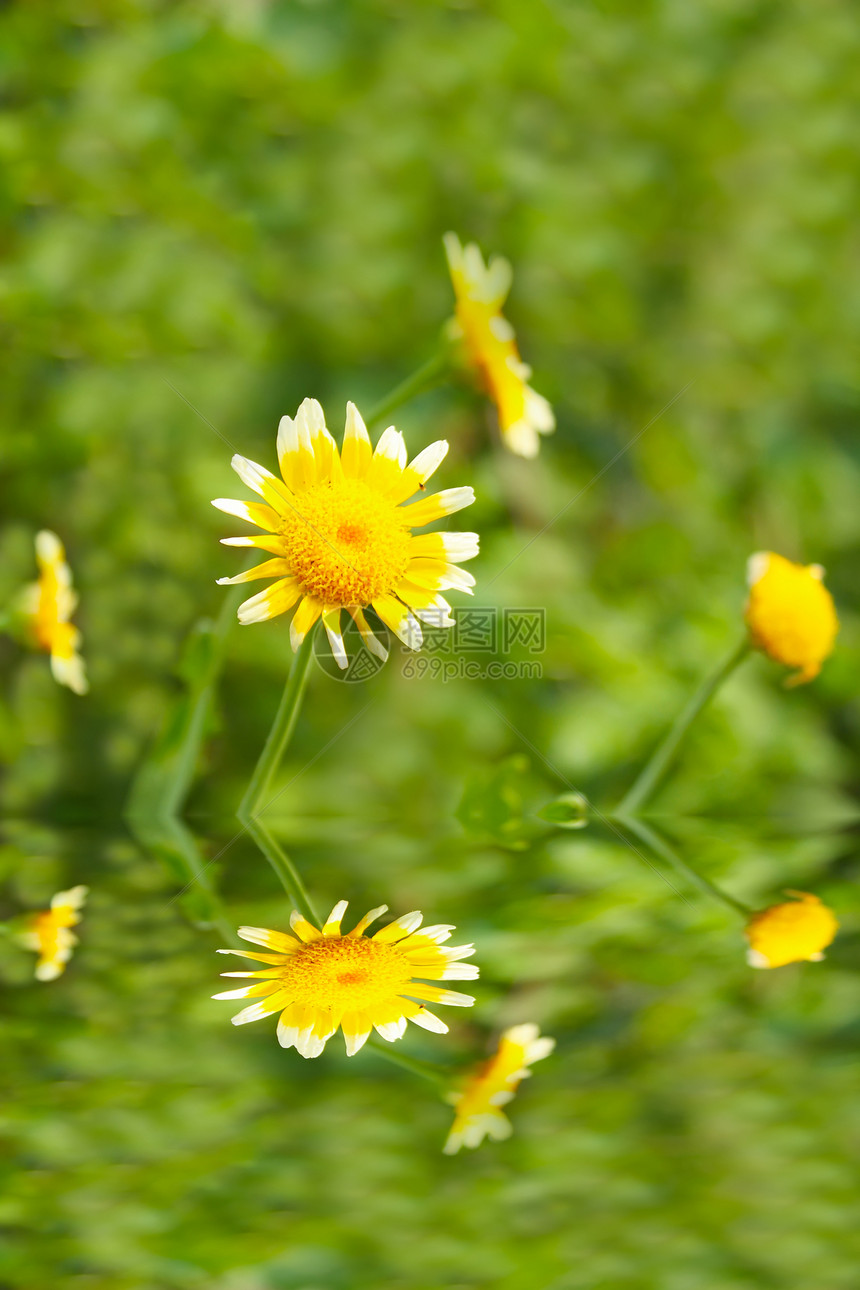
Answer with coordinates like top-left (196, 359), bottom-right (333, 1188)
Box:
top-left (279, 478), bottom-right (411, 606)
top-left (277, 934), bottom-right (415, 1010)
top-left (336, 521), bottom-right (367, 546)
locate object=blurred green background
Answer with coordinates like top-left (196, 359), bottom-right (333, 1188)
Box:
top-left (2, 1), bottom-right (860, 1286)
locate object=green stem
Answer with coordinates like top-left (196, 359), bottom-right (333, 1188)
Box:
top-left (365, 352), bottom-right (451, 430)
top-left (366, 1037), bottom-right (451, 1087)
top-left (619, 815), bottom-right (751, 916)
top-left (126, 589), bottom-right (241, 932)
top-left (243, 815), bottom-right (319, 926)
top-left (238, 631), bottom-right (316, 822)
top-left (617, 637), bottom-right (751, 816)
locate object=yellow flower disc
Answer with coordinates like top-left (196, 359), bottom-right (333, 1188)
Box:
top-left (745, 551), bottom-right (838, 685)
top-left (281, 478), bottom-right (411, 607)
top-left (745, 891), bottom-right (839, 969)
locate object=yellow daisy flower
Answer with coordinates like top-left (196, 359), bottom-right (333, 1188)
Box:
top-left (20, 531), bottom-right (88, 694)
top-left (444, 232), bottom-right (555, 459)
top-left (214, 902), bottom-right (478, 1058)
top-left (745, 891), bottom-right (839, 969)
top-left (745, 551), bottom-right (838, 686)
top-left (212, 399), bottom-right (478, 668)
top-left (18, 885), bottom-right (88, 981)
top-left (443, 1022), bottom-right (555, 1154)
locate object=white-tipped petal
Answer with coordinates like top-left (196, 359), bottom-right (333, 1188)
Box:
top-left (342, 402), bottom-right (372, 479)
top-left (374, 911), bottom-right (423, 942)
top-left (374, 1017), bottom-right (408, 1042)
top-left (374, 426), bottom-right (407, 469)
top-left (323, 900), bottom-right (349, 935)
top-left (323, 609), bottom-right (348, 670)
top-left (348, 905), bottom-right (389, 937)
top-left (230, 1000), bottom-right (276, 1026)
top-left (746, 552), bottom-right (771, 587)
top-left (439, 963), bottom-right (480, 980)
top-left (408, 1008), bottom-right (449, 1034)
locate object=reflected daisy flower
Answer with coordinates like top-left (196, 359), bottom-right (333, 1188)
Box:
top-left (18, 885), bottom-right (88, 981)
top-left (214, 902), bottom-right (477, 1058)
top-left (212, 399), bottom-right (479, 668)
top-left (746, 891), bottom-right (838, 969)
top-left (444, 1022), bottom-right (555, 1154)
top-left (444, 232), bottom-right (554, 458)
top-left (745, 552), bottom-right (838, 686)
top-left (20, 531), bottom-right (88, 694)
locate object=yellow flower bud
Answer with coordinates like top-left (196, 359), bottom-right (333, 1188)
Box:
top-left (745, 891), bottom-right (838, 969)
top-left (745, 551), bottom-right (838, 685)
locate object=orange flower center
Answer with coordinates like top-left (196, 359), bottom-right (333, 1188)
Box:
top-left (274, 935), bottom-right (415, 1011)
top-left (278, 478), bottom-right (411, 606)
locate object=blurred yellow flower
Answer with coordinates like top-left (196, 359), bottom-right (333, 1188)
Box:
top-left (745, 551), bottom-right (838, 685)
top-left (444, 232), bottom-right (554, 459)
top-left (214, 902), bottom-right (477, 1059)
top-left (213, 399), bottom-right (478, 667)
top-left (746, 891), bottom-right (838, 969)
top-left (443, 1022), bottom-right (555, 1154)
top-left (21, 531), bottom-right (88, 694)
top-left (18, 885), bottom-right (88, 981)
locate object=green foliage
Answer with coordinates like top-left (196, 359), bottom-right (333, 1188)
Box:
top-left (2, 1), bottom-right (859, 1287)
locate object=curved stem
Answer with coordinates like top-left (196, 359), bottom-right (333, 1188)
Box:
top-left (238, 631), bottom-right (316, 823)
top-left (365, 352), bottom-right (451, 430)
top-left (366, 1037), bottom-right (451, 1087)
top-left (618, 815), bottom-right (751, 916)
top-left (243, 816), bottom-right (319, 926)
top-left (617, 636), bottom-right (751, 816)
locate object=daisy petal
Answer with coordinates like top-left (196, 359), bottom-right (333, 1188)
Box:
top-left (290, 595), bottom-right (324, 649)
top-left (347, 905), bottom-right (389, 937)
top-left (371, 595), bottom-right (423, 651)
top-left (323, 900), bottom-right (349, 936)
top-left (368, 426), bottom-right (408, 497)
top-left (390, 441), bottom-right (450, 505)
top-left (408, 1006), bottom-right (449, 1034)
top-left (322, 608), bottom-right (348, 671)
top-left (341, 402), bottom-right (372, 480)
top-left (373, 911), bottom-right (423, 942)
top-left (290, 909), bottom-right (322, 942)
top-left (342, 1011), bottom-right (372, 1055)
top-left (349, 607), bottom-right (389, 662)
top-left (230, 454), bottom-right (293, 511)
top-left (237, 926), bottom-right (301, 953)
top-left (404, 487), bottom-right (476, 528)
top-left (212, 497), bottom-right (282, 532)
top-left (237, 578), bottom-right (302, 625)
top-left (217, 558), bottom-right (293, 587)
top-left (221, 534), bottom-right (290, 556)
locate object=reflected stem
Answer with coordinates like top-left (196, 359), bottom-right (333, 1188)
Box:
top-left (616, 637), bottom-right (751, 816)
top-left (618, 815), bottom-right (752, 916)
top-left (365, 351), bottom-right (451, 430)
top-left (237, 631), bottom-right (319, 924)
